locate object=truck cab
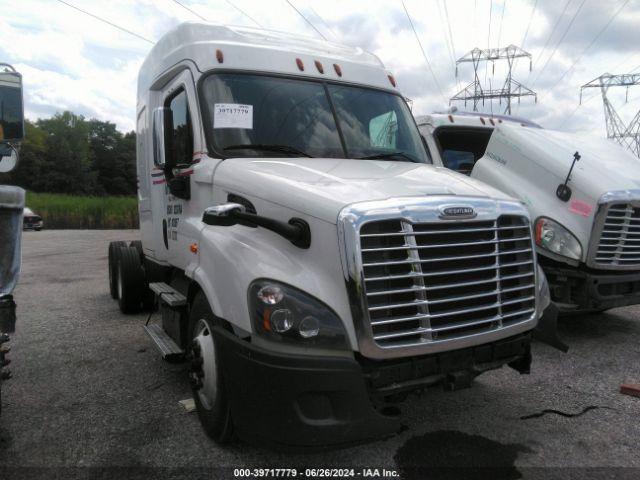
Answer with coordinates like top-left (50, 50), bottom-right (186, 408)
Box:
top-left (109, 24), bottom-right (553, 447)
top-left (417, 111), bottom-right (640, 313)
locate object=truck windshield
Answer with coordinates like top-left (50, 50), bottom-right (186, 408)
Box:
top-left (200, 73), bottom-right (429, 163)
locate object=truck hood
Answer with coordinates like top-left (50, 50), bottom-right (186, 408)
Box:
top-left (215, 158), bottom-right (512, 223)
top-left (493, 125), bottom-right (640, 195)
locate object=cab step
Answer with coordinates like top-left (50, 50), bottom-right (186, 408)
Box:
top-left (144, 323), bottom-right (184, 362)
top-left (148, 282), bottom-right (187, 308)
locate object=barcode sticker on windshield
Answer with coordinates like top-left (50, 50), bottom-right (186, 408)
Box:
top-left (213, 103), bottom-right (253, 129)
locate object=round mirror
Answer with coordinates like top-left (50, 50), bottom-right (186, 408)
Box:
top-left (0, 145), bottom-right (18, 173)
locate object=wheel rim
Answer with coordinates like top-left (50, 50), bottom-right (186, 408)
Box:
top-left (191, 318), bottom-right (217, 410)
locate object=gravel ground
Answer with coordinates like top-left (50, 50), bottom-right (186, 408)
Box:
top-left (1, 230), bottom-right (640, 479)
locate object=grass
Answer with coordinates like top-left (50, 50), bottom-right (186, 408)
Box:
top-left (25, 192), bottom-right (139, 229)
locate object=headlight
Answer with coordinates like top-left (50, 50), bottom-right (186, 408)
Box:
top-left (534, 217), bottom-right (582, 261)
top-left (249, 280), bottom-right (348, 350)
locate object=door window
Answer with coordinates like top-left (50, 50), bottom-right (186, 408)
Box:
top-left (166, 89), bottom-right (193, 165)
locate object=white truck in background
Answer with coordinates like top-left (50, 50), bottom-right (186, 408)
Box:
top-left (108, 23), bottom-right (556, 447)
top-left (418, 111), bottom-right (640, 314)
top-left (0, 63), bottom-right (25, 415)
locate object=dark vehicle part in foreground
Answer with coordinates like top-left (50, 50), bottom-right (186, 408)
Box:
top-left (0, 63), bottom-right (25, 416)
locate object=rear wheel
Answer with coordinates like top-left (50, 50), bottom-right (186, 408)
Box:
top-left (130, 240), bottom-right (143, 262)
top-left (108, 241), bottom-right (127, 299)
top-left (188, 292), bottom-right (234, 444)
top-left (117, 246), bottom-right (145, 313)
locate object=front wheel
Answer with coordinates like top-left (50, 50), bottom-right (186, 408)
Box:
top-left (188, 292), bottom-right (234, 444)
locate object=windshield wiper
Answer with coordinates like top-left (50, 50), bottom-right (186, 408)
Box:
top-left (357, 151), bottom-right (417, 163)
top-left (224, 144), bottom-right (314, 158)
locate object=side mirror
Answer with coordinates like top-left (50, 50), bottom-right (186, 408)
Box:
top-left (152, 107), bottom-right (175, 169)
top-left (0, 143), bottom-right (17, 173)
top-left (0, 66), bottom-right (24, 144)
top-left (202, 203), bottom-right (246, 227)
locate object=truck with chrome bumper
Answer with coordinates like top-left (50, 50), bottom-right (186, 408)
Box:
top-left (217, 197), bottom-right (553, 448)
top-left (109, 23), bottom-right (556, 448)
top-left (418, 112), bottom-right (640, 313)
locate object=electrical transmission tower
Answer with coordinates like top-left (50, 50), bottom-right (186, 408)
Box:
top-left (450, 45), bottom-right (537, 115)
top-left (580, 73), bottom-right (640, 157)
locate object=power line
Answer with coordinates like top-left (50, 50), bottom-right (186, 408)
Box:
top-left (437, 1), bottom-right (457, 77)
top-left (285, 0), bottom-right (327, 40)
top-left (442, 0), bottom-right (461, 91)
top-left (225, 0), bottom-right (263, 28)
top-left (485, 0), bottom-right (493, 84)
top-left (547, 0), bottom-right (630, 91)
top-left (529, 0), bottom-right (572, 78)
top-left (512, 0), bottom-right (538, 94)
top-left (171, 0), bottom-right (207, 21)
top-left (442, 1), bottom-right (458, 62)
top-left (306, 3), bottom-right (341, 41)
top-left (496, 0), bottom-right (506, 48)
top-left (401, 0), bottom-right (446, 104)
top-left (530, 0), bottom-right (586, 88)
top-left (520, 0), bottom-right (538, 51)
top-left (56, 0), bottom-right (154, 44)
top-left (473, 0), bottom-right (478, 46)
top-left (487, 0), bottom-right (493, 50)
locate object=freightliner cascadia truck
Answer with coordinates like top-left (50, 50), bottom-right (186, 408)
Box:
top-left (0, 63), bottom-right (25, 415)
top-left (108, 23), bottom-right (556, 447)
top-left (417, 111), bottom-right (640, 313)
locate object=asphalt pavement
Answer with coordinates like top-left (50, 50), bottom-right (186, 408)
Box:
top-left (1, 230), bottom-right (639, 479)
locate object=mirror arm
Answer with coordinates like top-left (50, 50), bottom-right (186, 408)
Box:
top-left (202, 205), bottom-right (311, 249)
top-left (235, 212), bottom-right (311, 249)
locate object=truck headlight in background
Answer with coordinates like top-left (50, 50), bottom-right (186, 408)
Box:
top-left (249, 280), bottom-right (348, 350)
top-left (535, 217), bottom-right (582, 261)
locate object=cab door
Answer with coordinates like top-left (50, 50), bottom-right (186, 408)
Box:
top-left (150, 69), bottom-right (203, 269)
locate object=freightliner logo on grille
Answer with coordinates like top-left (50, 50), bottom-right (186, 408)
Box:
top-left (439, 205), bottom-right (477, 220)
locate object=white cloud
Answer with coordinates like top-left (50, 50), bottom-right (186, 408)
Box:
top-left (0, 0), bottom-right (638, 139)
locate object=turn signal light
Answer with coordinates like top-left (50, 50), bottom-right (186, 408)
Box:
top-left (296, 58), bottom-right (304, 71)
top-left (216, 49), bottom-right (224, 64)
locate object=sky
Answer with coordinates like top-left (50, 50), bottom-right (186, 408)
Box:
top-left (1, 0), bottom-right (639, 138)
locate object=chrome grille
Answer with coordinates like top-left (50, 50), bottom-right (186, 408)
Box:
top-left (359, 215), bottom-right (536, 348)
top-left (593, 203), bottom-right (640, 267)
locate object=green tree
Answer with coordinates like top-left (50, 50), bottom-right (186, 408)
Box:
top-left (37, 111), bottom-right (95, 194)
top-left (0, 111), bottom-right (137, 196)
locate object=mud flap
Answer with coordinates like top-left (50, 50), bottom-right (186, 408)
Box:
top-left (533, 303), bottom-right (568, 353)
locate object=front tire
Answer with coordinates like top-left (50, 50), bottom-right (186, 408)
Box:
top-left (188, 292), bottom-right (234, 444)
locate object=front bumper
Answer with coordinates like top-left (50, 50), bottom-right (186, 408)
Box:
top-left (542, 260), bottom-right (640, 312)
top-left (214, 327), bottom-right (532, 448)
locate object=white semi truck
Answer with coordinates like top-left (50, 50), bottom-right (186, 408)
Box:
top-left (109, 23), bottom-right (556, 447)
top-left (417, 111), bottom-right (640, 314)
top-left (0, 63), bottom-right (25, 414)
